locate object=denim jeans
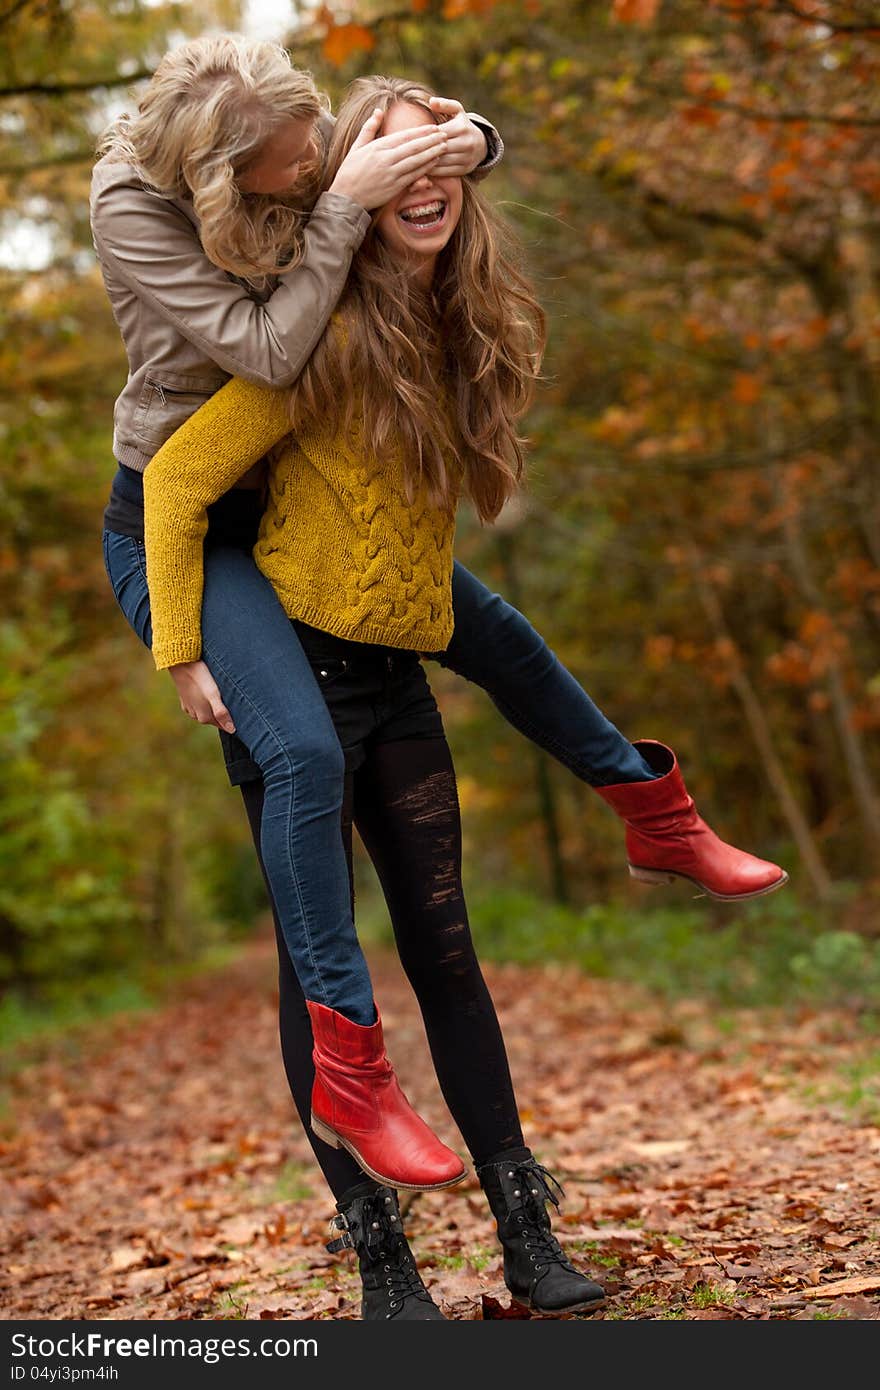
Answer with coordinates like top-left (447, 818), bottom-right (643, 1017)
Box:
top-left (290, 621), bottom-right (444, 774)
top-left (442, 567), bottom-right (653, 787)
top-left (103, 530), bottom-right (653, 1021)
top-left (103, 530), bottom-right (376, 1025)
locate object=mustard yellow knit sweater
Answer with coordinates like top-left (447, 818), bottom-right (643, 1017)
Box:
top-left (142, 376), bottom-right (459, 671)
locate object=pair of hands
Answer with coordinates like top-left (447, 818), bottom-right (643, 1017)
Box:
top-left (327, 96), bottom-right (487, 212)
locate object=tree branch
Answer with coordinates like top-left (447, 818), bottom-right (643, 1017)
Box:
top-left (717, 1), bottom-right (880, 35)
top-left (774, 1), bottom-right (880, 35)
top-left (0, 0), bottom-right (47, 26)
top-left (702, 95), bottom-right (880, 128)
top-left (0, 69), bottom-right (153, 100)
top-left (0, 148), bottom-right (92, 176)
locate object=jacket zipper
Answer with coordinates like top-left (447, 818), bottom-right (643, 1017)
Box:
top-left (153, 383), bottom-right (215, 406)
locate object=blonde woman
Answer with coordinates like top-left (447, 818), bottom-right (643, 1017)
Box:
top-left (97, 34), bottom-right (505, 1193)
top-left (143, 76), bottom-right (607, 1321)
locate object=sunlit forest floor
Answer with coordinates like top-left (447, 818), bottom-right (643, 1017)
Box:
top-left (2, 939), bottom-right (879, 1321)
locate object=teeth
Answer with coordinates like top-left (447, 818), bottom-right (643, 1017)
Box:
top-left (399, 200), bottom-right (444, 222)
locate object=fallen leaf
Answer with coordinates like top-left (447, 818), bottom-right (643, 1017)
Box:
top-left (481, 1293), bottom-right (532, 1320)
top-left (803, 1275), bottom-right (880, 1300)
top-left (109, 1247), bottom-right (145, 1273)
top-left (629, 1141), bottom-right (691, 1158)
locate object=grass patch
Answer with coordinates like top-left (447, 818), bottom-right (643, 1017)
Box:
top-left (264, 1160), bottom-right (315, 1204)
top-left (213, 1285), bottom-right (251, 1319)
top-left (604, 1291), bottom-right (659, 1319)
top-left (801, 1050), bottom-right (880, 1125)
top-left (0, 944), bottom-right (245, 1054)
top-left (430, 1253), bottom-right (467, 1271)
top-left (296, 1275), bottom-right (334, 1294)
top-left (359, 886), bottom-right (880, 1014)
top-left (466, 1246), bottom-right (496, 1272)
top-left (690, 1282), bottom-right (735, 1308)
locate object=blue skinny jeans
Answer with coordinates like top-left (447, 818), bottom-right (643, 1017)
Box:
top-left (103, 531), bottom-right (652, 1023)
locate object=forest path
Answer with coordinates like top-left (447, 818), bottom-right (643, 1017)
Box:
top-left (3, 940), bottom-right (879, 1320)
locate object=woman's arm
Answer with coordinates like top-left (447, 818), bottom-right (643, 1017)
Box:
top-left (143, 377), bottom-right (290, 669)
top-left (91, 171), bottom-right (371, 389)
top-left (91, 101), bottom-right (503, 390)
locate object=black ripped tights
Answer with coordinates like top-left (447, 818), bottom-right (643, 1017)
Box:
top-left (240, 735), bottom-right (526, 1201)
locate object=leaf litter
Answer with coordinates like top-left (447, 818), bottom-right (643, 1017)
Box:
top-left (1, 942), bottom-right (878, 1320)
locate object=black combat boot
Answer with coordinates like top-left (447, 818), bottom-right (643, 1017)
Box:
top-left (477, 1154), bottom-right (606, 1315)
top-left (327, 1184), bottom-right (447, 1320)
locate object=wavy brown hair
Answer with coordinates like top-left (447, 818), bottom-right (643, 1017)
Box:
top-left (290, 77), bottom-right (546, 523)
top-left (99, 35), bottom-right (324, 286)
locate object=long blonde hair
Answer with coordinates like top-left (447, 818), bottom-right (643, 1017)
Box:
top-left (291, 77), bottom-right (546, 524)
top-left (99, 34), bottom-right (324, 284)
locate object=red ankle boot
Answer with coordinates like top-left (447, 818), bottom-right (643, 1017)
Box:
top-left (306, 1000), bottom-right (467, 1192)
top-left (596, 741), bottom-right (789, 902)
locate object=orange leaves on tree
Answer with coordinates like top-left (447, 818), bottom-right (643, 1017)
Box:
top-left (643, 634), bottom-right (676, 671)
top-left (830, 557), bottom-right (880, 606)
top-left (683, 314), bottom-right (718, 345)
top-left (321, 19), bottom-right (376, 68)
top-left (682, 104), bottom-right (721, 128)
top-left (765, 642), bottom-right (813, 688)
top-left (732, 372), bottom-right (762, 405)
top-left (612, 0), bottom-right (661, 23)
top-left (767, 612), bottom-right (849, 688)
top-left (442, 0), bottom-right (499, 17)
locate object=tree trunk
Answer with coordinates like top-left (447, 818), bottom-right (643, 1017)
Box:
top-left (687, 548), bottom-right (834, 901)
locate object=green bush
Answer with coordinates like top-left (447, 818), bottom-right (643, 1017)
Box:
top-left (373, 885), bottom-right (879, 1013)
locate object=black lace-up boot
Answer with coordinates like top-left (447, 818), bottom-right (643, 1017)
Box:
top-left (327, 1185), bottom-right (447, 1320)
top-left (477, 1155), bottom-right (606, 1315)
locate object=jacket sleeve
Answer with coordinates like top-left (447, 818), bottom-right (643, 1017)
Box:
top-left (143, 378), bottom-right (290, 670)
top-left (90, 178), bottom-right (370, 389)
top-left (467, 114), bottom-right (504, 180)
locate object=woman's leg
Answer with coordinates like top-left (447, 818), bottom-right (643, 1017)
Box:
top-left (238, 778), bottom-right (373, 1202)
top-left (439, 562), bottom-right (787, 900)
top-left (352, 734), bottom-right (524, 1166)
top-left (198, 547), bottom-right (376, 1023)
top-left (241, 776), bottom-right (448, 1322)
top-left (103, 530), bottom-right (374, 1022)
top-left (352, 733), bottom-right (605, 1313)
top-left (441, 561), bottom-right (654, 787)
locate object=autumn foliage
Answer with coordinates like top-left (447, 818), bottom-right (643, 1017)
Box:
top-left (1, 0), bottom-right (879, 1002)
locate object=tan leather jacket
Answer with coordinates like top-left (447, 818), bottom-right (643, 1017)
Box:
top-left (90, 111), bottom-right (502, 473)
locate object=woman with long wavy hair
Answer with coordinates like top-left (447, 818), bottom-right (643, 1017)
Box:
top-left (142, 75), bottom-right (609, 1320)
top-left (97, 34), bottom-right (509, 1196)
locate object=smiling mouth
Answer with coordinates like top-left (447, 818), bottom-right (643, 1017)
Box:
top-left (397, 199), bottom-right (447, 233)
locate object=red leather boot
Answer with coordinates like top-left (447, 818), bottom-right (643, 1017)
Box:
top-left (307, 999), bottom-right (467, 1192)
top-left (595, 741), bottom-right (789, 901)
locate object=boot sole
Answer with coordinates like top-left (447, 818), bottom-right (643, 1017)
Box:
top-left (511, 1293), bottom-right (606, 1316)
top-left (629, 864), bottom-right (789, 902)
top-left (310, 1112), bottom-right (468, 1192)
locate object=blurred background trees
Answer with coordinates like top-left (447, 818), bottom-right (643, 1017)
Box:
top-left (1, 1), bottom-right (878, 1012)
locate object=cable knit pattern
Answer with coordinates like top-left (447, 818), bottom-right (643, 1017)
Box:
top-left (143, 374), bottom-right (458, 671)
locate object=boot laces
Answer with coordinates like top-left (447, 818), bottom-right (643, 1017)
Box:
top-left (510, 1162), bottom-right (579, 1275)
top-left (339, 1191), bottom-right (434, 1315)
top-left (382, 1249), bottom-right (432, 1311)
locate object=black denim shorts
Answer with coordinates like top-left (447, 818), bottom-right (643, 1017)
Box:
top-left (220, 620), bottom-right (444, 785)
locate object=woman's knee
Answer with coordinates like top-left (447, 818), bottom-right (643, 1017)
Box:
top-left (261, 726), bottom-right (345, 802)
